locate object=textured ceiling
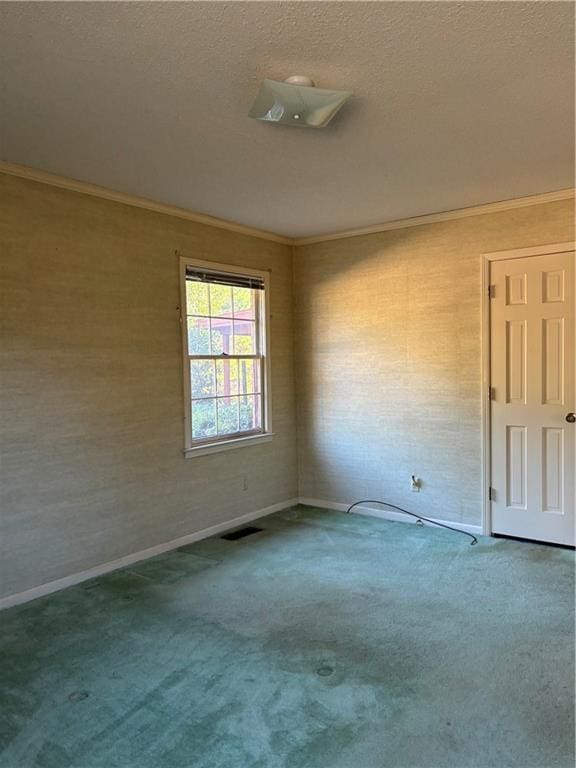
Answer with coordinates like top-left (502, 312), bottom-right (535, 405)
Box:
top-left (1, 1), bottom-right (574, 238)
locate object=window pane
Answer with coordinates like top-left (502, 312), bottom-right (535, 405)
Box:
top-left (190, 360), bottom-right (215, 399)
top-left (209, 284), bottom-right (233, 317)
top-left (238, 358), bottom-right (260, 395)
top-left (217, 397), bottom-right (239, 435)
top-left (186, 281), bottom-right (209, 316)
top-left (233, 320), bottom-right (256, 354)
top-left (188, 317), bottom-right (211, 355)
top-left (233, 286), bottom-right (256, 320)
top-left (192, 398), bottom-right (217, 439)
top-left (239, 395), bottom-right (261, 432)
top-left (211, 317), bottom-right (234, 355)
top-left (184, 266), bottom-right (266, 447)
top-left (216, 359), bottom-right (239, 396)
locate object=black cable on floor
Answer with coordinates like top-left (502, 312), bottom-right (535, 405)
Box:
top-left (346, 500), bottom-right (478, 546)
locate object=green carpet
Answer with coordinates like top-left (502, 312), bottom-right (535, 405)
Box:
top-left (1, 505), bottom-right (574, 768)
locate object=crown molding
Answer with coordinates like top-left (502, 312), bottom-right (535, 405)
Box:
top-left (2, 161), bottom-right (573, 248)
top-left (293, 188), bottom-right (575, 246)
top-left (0, 162), bottom-right (294, 246)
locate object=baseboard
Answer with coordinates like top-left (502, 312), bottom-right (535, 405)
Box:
top-left (0, 495), bottom-right (481, 610)
top-left (0, 498), bottom-right (299, 611)
top-left (298, 497), bottom-right (483, 536)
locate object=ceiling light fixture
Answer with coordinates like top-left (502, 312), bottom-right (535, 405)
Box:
top-left (249, 75), bottom-right (352, 128)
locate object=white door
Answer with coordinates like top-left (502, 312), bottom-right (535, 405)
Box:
top-left (490, 250), bottom-right (575, 545)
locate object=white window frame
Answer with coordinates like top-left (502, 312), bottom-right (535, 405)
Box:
top-left (179, 256), bottom-right (273, 457)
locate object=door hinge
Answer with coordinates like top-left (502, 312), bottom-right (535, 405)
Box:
top-left (489, 487), bottom-right (496, 502)
top-left (490, 386), bottom-right (496, 401)
top-left (488, 285), bottom-right (496, 299)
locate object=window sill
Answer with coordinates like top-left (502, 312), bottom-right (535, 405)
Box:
top-left (184, 433), bottom-right (274, 458)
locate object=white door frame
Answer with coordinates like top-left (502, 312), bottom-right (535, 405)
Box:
top-left (480, 241), bottom-right (576, 537)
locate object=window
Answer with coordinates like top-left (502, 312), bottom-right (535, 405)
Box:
top-left (180, 258), bottom-right (272, 456)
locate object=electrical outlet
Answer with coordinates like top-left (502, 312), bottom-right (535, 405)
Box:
top-left (410, 474), bottom-right (421, 492)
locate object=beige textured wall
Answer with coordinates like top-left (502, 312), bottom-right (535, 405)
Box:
top-left (294, 201), bottom-right (574, 526)
top-left (1, 174), bottom-right (573, 600)
top-left (0, 174), bottom-right (297, 598)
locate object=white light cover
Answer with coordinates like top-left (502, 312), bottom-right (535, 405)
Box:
top-left (249, 79), bottom-right (352, 128)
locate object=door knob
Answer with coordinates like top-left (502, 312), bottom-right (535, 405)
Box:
top-left (566, 413), bottom-right (576, 423)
